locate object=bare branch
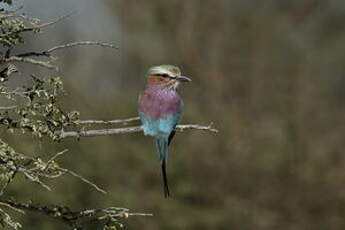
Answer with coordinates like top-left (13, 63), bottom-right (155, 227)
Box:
top-left (47, 41), bottom-right (117, 52)
top-left (13, 51), bottom-right (50, 58)
top-left (0, 56), bottom-right (57, 70)
top-left (0, 202), bottom-right (25, 214)
top-left (59, 123), bottom-right (218, 138)
top-left (176, 123), bottom-right (218, 133)
top-left (60, 126), bottom-right (142, 138)
top-left (0, 106), bottom-right (17, 110)
top-left (16, 41), bottom-right (117, 58)
top-left (76, 116), bottom-right (140, 126)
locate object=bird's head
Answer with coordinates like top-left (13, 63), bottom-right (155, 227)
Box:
top-left (146, 65), bottom-right (191, 89)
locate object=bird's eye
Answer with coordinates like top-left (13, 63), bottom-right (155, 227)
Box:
top-left (156, 74), bottom-right (173, 80)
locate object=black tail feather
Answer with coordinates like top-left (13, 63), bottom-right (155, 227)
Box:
top-left (168, 130), bottom-right (176, 146)
top-left (161, 160), bottom-right (170, 198)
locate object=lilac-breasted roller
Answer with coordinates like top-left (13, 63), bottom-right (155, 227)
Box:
top-left (138, 65), bottom-right (191, 197)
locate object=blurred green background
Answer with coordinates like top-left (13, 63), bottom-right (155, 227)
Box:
top-left (2, 0), bottom-right (345, 229)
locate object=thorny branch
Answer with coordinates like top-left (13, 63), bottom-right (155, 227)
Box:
top-left (0, 6), bottom-right (24, 16)
top-left (0, 11), bottom-right (75, 39)
top-left (0, 41), bottom-right (116, 70)
top-left (0, 137), bottom-right (153, 228)
top-left (0, 9), bottom-right (116, 70)
top-left (0, 146), bottom-right (106, 194)
top-left (0, 198), bottom-right (152, 229)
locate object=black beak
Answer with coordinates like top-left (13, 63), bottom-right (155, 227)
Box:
top-left (176, 75), bottom-right (192, 82)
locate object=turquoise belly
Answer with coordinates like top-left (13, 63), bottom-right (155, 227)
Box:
top-left (140, 113), bottom-right (180, 137)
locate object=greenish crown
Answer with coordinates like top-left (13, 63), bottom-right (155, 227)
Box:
top-left (146, 65), bottom-right (181, 78)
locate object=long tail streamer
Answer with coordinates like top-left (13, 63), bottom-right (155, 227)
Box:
top-left (156, 138), bottom-right (170, 198)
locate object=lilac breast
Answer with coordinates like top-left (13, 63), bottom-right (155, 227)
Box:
top-left (139, 86), bottom-right (182, 120)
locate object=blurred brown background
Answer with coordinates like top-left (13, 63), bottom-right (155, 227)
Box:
top-left (3, 0), bottom-right (345, 229)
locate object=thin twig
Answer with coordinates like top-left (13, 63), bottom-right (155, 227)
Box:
top-left (44, 149), bottom-right (69, 170)
top-left (1, 41), bottom-right (116, 70)
top-left (47, 41), bottom-right (117, 52)
top-left (60, 168), bottom-right (107, 194)
top-left (23, 172), bottom-right (52, 191)
top-left (23, 11), bottom-right (75, 31)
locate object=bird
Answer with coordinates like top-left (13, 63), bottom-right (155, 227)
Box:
top-left (138, 65), bottom-right (191, 197)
